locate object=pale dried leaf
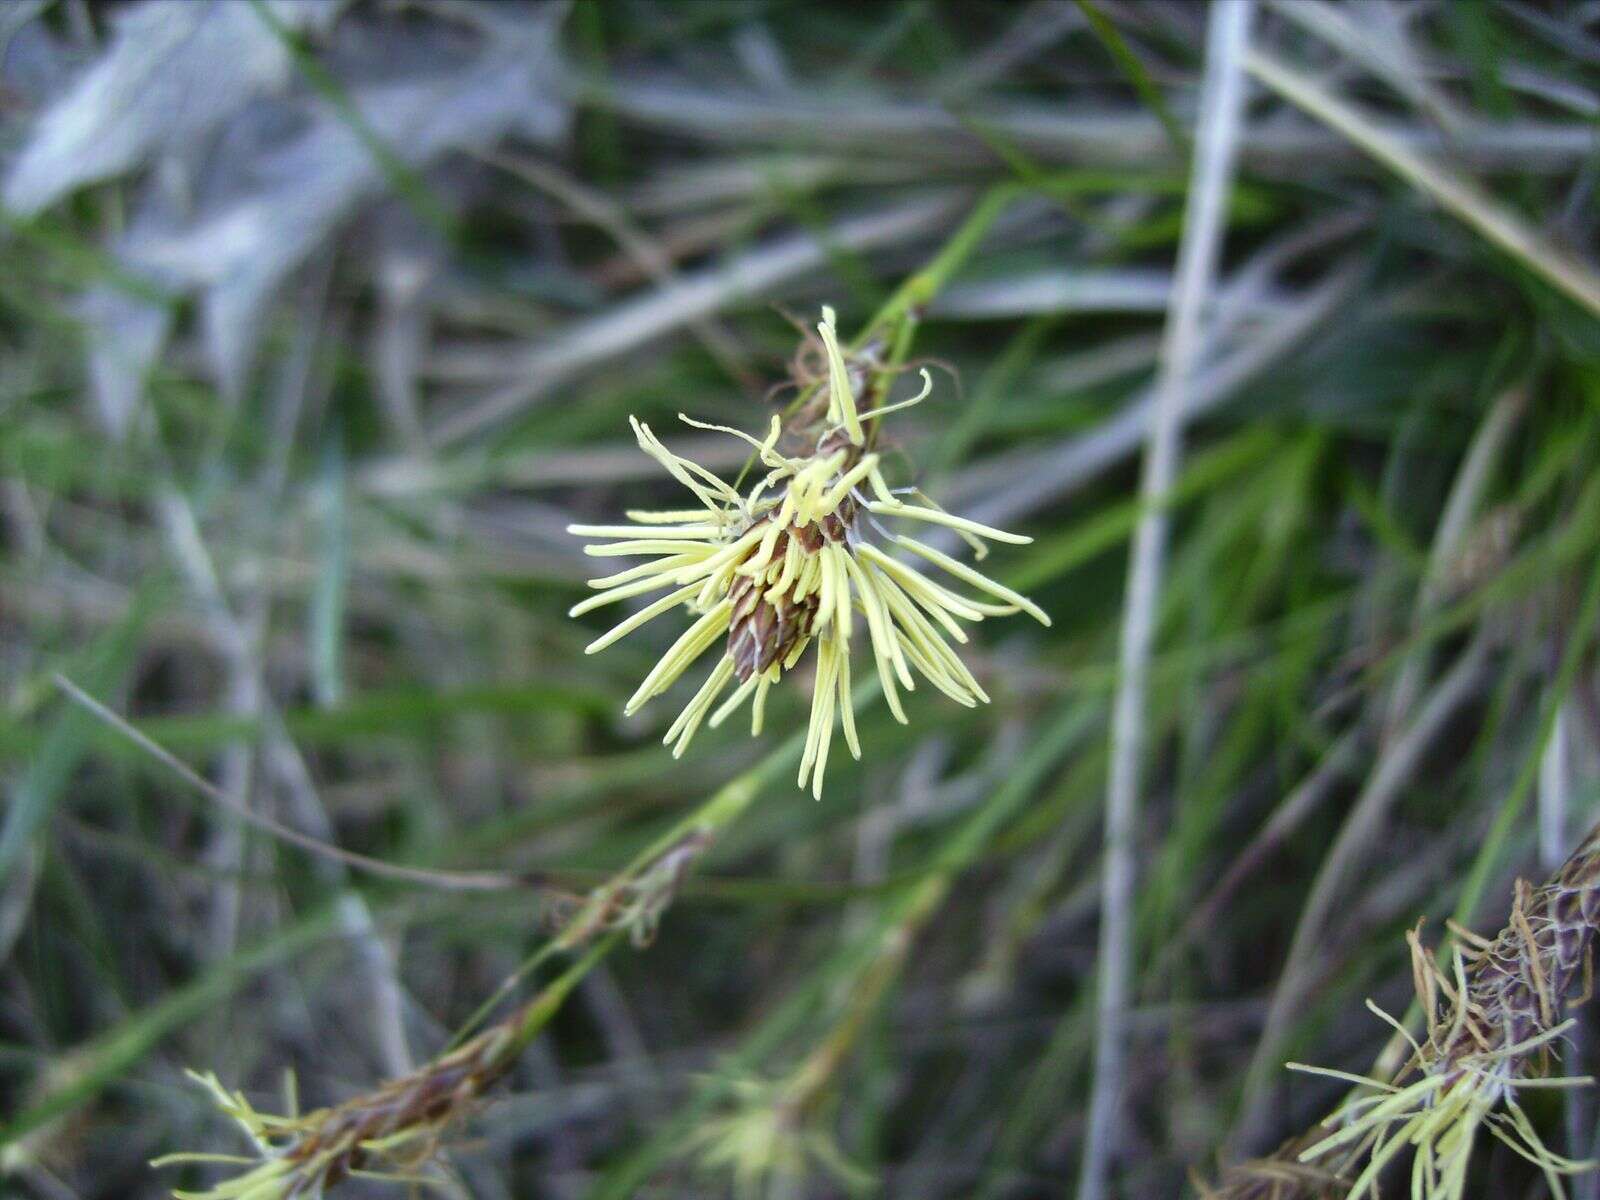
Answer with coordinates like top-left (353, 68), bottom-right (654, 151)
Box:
top-left (3, 0), bottom-right (337, 216)
top-left (78, 3), bottom-right (569, 426)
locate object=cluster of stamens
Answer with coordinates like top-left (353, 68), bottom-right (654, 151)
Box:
top-left (567, 306), bottom-right (1049, 797)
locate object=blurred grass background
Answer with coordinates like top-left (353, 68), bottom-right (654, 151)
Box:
top-left (3, 0), bottom-right (1600, 1196)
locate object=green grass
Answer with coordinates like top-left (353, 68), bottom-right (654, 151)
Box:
top-left (4, 3), bottom-right (1600, 1198)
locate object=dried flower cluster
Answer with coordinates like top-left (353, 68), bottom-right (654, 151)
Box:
top-left (569, 306), bottom-right (1049, 796)
top-left (159, 828), bottom-right (717, 1199)
top-left (156, 1022), bottom-right (516, 1199)
top-left (1208, 820), bottom-right (1600, 1199)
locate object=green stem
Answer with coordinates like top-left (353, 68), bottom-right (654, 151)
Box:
top-left (448, 693), bottom-right (844, 1050)
top-left (490, 932), bottom-right (625, 1070)
top-left (780, 700), bottom-right (1094, 1111)
top-left (860, 184), bottom-right (1024, 344)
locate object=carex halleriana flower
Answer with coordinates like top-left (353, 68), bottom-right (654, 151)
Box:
top-left (568, 307), bottom-right (1049, 797)
top-left (1277, 824), bottom-right (1600, 1200)
top-left (154, 1018), bottom-right (517, 1199)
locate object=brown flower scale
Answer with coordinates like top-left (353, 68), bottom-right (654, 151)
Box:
top-left (1196, 1133), bottom-right (1348, 1200)
top-left (725, 494), bottom-right (859, 684)
top-left (161, 842), bottom-right (701, 1200)
top-left (279, 1024), bottom-right (512, 1196)
top-left (1426, 822), bottom-right (1600, 1076)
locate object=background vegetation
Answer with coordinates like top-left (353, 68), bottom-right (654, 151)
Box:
top-left (3, 1), bottom-right (1600, 1197)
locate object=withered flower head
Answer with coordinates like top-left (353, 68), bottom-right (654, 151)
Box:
top-left (568, 306), bottom-right (1049, 797)
top-left (155, 1021), bottom-right (514, 1199)
top-left (1286, 864), bottom-right (1600, 1200)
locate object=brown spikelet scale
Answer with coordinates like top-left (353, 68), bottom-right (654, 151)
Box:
top-left (1428, 821), bottom-right (1600, 1075)
top-left (161, 834), bottom-right (717, 1200)
top-left (726, 553), bottom-right (817, 682)
top-left (725, 497), bottom-right (859, 683)
top-left (160, 1018), bottom-right (522, 1199)
top-left (279, 1023), bottom-right (513, 1196)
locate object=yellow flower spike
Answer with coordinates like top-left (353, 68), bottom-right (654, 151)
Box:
top-left (817, 305), bottom-right (865, 446)
top-left (567, 306), bottom-right (1048, 796)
